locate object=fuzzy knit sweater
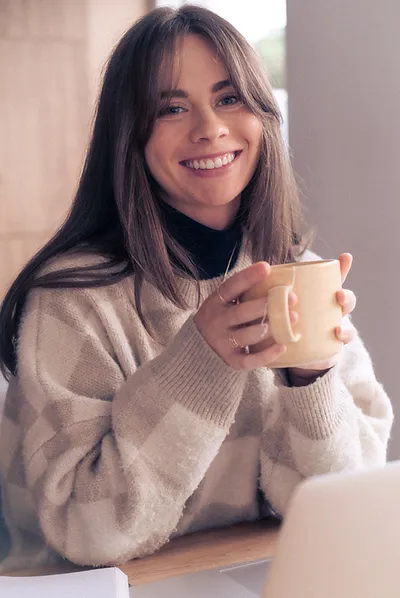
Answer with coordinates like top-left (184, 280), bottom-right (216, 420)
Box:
top-left (0, 242), bottom-right (394, 573)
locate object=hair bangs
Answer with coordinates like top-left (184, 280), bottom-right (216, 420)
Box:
top-left (155, 36), bottom-right (186, 120)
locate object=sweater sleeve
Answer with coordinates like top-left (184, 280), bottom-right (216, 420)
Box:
top-left (16, 287), bottom-right (247, 566)
top-left (259, 332), bottom-right (394, 515)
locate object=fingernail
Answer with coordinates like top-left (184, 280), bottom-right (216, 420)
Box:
top-left (261, 323), bottom-right (268, 338)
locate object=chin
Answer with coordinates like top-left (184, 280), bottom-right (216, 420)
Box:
top-left (197, 198), bottom-right (235, 207)
top-left (195, 192), bottom-right (241, 206)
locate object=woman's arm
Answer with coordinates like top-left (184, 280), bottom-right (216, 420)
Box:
top-left (13, 286), bottom-right (247, 566)
top-left (259, 332), bottom-right (393, 514)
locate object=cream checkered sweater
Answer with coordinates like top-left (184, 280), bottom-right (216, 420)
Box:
top-left (0, 248), bottom-right (393, 572)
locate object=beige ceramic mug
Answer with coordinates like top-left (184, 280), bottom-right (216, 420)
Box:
top-left (241, 259), bottom-right (343, 368)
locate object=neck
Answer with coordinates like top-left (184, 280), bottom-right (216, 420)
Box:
top-left (160, 200), bottom-right (243, 280)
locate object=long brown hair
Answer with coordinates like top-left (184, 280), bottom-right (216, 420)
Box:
top-left (0, 4), bottom-right (306, 379)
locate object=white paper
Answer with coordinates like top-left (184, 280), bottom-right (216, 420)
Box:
top-left (0, 566), bottom-right (129, 598)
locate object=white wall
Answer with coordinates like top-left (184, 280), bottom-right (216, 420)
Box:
top-left (286, 0), bottom-right (400, 458)
top-left (86, 0), bottom-right (149, 106)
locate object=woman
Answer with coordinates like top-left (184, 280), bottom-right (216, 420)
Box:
top-left (0, 5), bottom-right (393, 571)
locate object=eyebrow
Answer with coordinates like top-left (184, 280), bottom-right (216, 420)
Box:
top-left (160, 79), bottom-right (232, 99)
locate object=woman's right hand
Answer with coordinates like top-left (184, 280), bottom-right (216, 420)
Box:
top-left (194, 262), bottom-right (296, 371)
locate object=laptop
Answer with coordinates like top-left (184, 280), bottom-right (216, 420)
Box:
top-left (132, 461), bottom-right (400, 597)
top-left (262, 460), bottom-right (400, 598)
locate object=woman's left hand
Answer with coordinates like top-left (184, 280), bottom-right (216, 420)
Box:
top-left (287, 253), bottom-right (357, 386)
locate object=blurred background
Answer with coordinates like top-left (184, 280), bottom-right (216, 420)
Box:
top-left (1, 0), bottom-right (399, 458)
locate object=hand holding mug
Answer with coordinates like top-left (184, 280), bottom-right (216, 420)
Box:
top-left (241, 253), bottom-right (354, 370)
top-left (195, 253), bottom-right (357, 377)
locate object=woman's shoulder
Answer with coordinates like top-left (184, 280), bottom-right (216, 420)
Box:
top-left (39, 250), bottom-right (111, 276)
top-left (27, 251), bottom-right (130, 319)
top-left (21, 253), bottom-right (133, 346)
top-left (37, 251), bottom-right (130, 298)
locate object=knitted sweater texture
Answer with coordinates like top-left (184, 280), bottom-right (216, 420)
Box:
top-left (0, 247), bottom-right (393, 571)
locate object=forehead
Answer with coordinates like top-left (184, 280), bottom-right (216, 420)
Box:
top-left (160, 34), bottom-right (230, 92)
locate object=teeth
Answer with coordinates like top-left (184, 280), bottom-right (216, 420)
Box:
top-left (185, 152), bottom-right (236, 170)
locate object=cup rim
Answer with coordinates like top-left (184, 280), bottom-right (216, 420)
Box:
top-left (271, 258), bottom-right (338, 270)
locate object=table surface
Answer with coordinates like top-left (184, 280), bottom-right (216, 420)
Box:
top-left (5, 520), bottom-right (280, 587)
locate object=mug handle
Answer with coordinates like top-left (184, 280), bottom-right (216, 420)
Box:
top-left (267, 285), bottom-right (302, 345)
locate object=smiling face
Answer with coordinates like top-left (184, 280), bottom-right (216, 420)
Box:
top-left (144, 35), bottom-right (263, 230)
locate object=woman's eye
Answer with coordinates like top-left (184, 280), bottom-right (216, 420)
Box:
top-left (218, 95), bottom-right (240, 107)
top-left (158, 105), bottom-right (185, 117)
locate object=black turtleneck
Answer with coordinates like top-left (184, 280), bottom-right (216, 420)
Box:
top-left (160, 202), bottom-right (242, 280)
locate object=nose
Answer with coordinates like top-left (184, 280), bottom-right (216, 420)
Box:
top-left (189, 109), bottom-right (229, 144)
